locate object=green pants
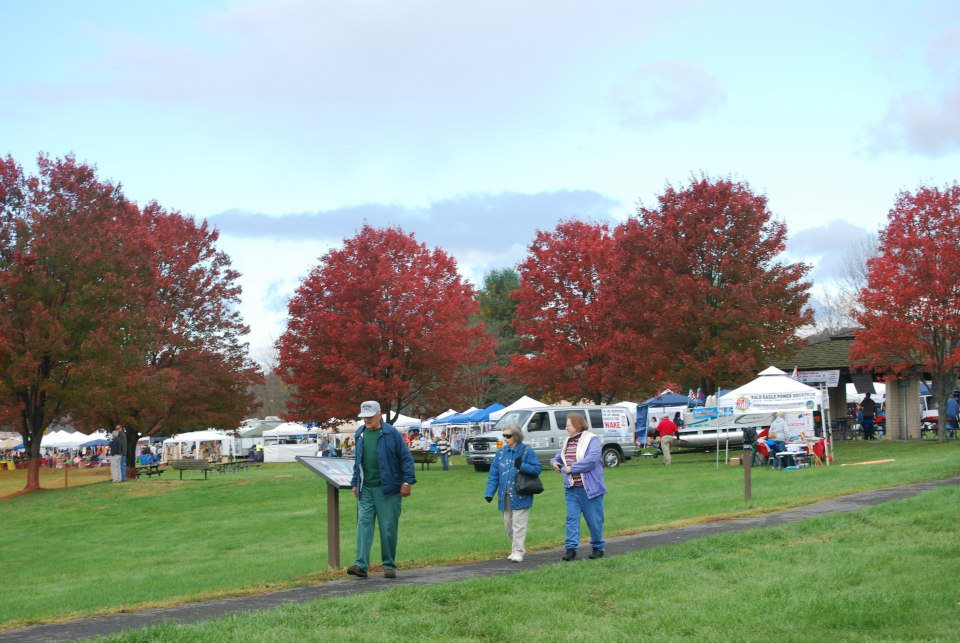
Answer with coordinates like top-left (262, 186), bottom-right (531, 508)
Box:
top-left (355, 485), bottom-right (403, 571)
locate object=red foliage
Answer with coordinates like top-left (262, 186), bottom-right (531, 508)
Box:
top-left (609, 176), bottom-right (812, 394)
top-left (277, 225), bottom-right (494, 423)
top-left (0, 155), bottom-right (154, 490)
top-left (851, 183), bottom-right (960, 441)
top-left (0, 155), bottom-right (262, 490)
top-left (508, 220), bottom-right (635, 403)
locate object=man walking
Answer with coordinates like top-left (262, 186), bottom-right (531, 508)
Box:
top-left (859, 393), bottom-right (878, 440)
top-left (348, 400), bottom-right (416, 579)
top-left (655, 414), bottom-right (679, 465)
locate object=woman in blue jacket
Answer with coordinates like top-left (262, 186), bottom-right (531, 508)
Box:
top-left (485, 423), bottom-right (542, 563)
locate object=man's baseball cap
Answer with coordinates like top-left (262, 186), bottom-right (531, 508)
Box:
top-left (358, 400), bottom-right (381, 418)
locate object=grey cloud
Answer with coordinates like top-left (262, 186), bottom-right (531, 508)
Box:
top-left (206, 190), bottom-right (622, 257)
top-left (868, 78), bottom-right (960, 157)
top-left (787, 220), bottom-right (875, 283)
top-left (611, 60), bottom-right (727, 129)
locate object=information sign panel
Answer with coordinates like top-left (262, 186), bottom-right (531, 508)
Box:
top-left (297, 456), bottom-right (353, 489)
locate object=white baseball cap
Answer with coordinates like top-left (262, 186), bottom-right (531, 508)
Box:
top-left (358, 400), bottom-right (381, 418)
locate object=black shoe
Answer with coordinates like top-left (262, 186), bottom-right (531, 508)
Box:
top-left (588, 548), bottom-right (604, 559)
top-left (346, 565), bottom-right (367, 578)
top-left (561, 549), bottom-right (577, 561)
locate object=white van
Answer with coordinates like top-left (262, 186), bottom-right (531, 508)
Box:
top-left (465, 405), bottom-right (637, 471)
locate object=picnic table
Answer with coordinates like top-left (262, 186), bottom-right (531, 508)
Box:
top-left (170, 459), bottom-right (214, 480)
top-left (135, 463), bottom-right (164, 478)
top-left (410, 449), bottom-right (438, 471)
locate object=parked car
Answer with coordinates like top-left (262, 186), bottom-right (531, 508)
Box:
top-left (465, 405), bottom-right (637, 471)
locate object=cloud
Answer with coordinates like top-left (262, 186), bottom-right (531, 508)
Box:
top-left (206, 190), bottom-right (622, 255)
top-left (611, 60), bottom-right (726, 129)
top-left (786, 220), bottom-right (875, 283)
top-left (868, 79), bottom-right (960, 157)
top-left (210, 189), bottom-right (622, 353)
top-left (868, 26), bottom-right (960, 157)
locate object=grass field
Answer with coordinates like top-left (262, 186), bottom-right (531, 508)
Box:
top-left (1, 439), bottom-right (958, 631)
top-left (0, 465), bottom-right (109, 495)
top-left (96, 484), bottom-right (960, 642)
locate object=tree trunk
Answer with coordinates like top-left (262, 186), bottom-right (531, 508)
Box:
top-left (25, 457), bottom-right (41, 491)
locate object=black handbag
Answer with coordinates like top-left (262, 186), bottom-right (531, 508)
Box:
top-left (514, 445), bottom-right (544, 495)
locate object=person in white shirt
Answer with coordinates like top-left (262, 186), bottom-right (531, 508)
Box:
top-left (766, 412), bottom-right (789, 468)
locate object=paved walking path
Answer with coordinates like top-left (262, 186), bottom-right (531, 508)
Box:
top-left (3, 476), bottom-right (958, 642)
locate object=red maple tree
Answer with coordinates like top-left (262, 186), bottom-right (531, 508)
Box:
top-left (610, 176), bottom-right (812, 394)
top-left (0, 155), bottom-right (156, 491)
top-left (277, 225), bottom-right (494, 423)
top-left (850, 183), bottom-right (960, 442)
top-left (508, 220), bottom-right (636, 403)
top-left (75, 203), bottom-right (262, 473)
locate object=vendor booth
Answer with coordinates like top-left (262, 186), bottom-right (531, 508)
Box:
top-left (262, 422), bottom-right (319, 462)
top-left (718, 366), bottom-right (828, 466)
top-left (162, 430), bottom-right (238, 462)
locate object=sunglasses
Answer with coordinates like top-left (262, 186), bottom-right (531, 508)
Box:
top-left (502, 433), bottom-right (514, 438)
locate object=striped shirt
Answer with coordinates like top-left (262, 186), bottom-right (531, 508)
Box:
top-left (564, 433), bottom-right (584, 487)
top-left (436, 438), bottom-right (451, 455)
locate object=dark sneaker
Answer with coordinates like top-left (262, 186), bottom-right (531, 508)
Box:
top-left (384, 569), bottom-right (397, 579)
top-left (561, 549), bottom-right (577, 561)
top-left (346, 565), bottom-right (367, 578)
top-left (589, 548), bottom-right (604, 559)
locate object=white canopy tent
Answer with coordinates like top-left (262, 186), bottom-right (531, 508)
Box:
top-left (162, 430), bottom-right (237, 462)
top-left (718, 366), bottom-right (822, 414)
top-left (719, 366), bottom-right (828, 464)
top-left (262, 422), bottom-right (319, 462)
top-left (40, 430), bottom-right (95, 450)
top-left (489, 396), bottom-right (547, 422)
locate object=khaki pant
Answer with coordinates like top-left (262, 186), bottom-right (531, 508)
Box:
top-left (502, 494), bottom-right (530, 559)
top-left (109, 454), bottom-right (123, 482)
top-left (661, 434), bottom-right (677, 465)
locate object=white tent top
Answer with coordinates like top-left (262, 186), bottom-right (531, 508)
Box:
top-left (40, 430), bottom-right (95, 449)
top-left (0, 436), bottom-right (24, 449)
top-left (163, 429), bottom-right (236, 444)
top-left (846, 382), bottom-right (886, 404)
top-left (389, 413), bottom-right (422, 428)
top-left (718, 366), bottom-right (822, 413)
top-left (489, 395), bottom-right (547, 422)
top-left (262, 422), bottom-right (318, 438)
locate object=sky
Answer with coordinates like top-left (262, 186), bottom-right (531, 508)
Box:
top-left (2, 0), bottom-right (958, 359)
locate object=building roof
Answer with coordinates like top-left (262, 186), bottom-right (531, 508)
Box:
top-left (773, 332), bottom-right (855, 370)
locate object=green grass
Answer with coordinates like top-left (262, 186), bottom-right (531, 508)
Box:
top-left (96, 484), bottom-right (960, 642)
top-left (1, 439), bottom-right (958, 629)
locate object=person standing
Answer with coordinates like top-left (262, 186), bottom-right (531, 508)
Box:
top-left (348, 400), bottom-right (416, 579)
top-left (946, 393), bottom-right (959, 439)
top-left (551, 414), bottom-right (607, 561)
top-left (485, 423), bottom-right (541, 563)
top-left (859, 393), bottom-right (878, 440)
top-left (109, 425), bottom-right (124, 483)
top-left (655, 414), bottom-right (679, 465)
top-left (436, 431), bottom-right (452, 470)
top-left (767, 412), bottom-right (789, 468)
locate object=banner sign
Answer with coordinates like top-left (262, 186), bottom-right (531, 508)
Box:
top-left (795, 369), bottom-right (840, 387)
top-left (733, 392), bottom-right (818, 413)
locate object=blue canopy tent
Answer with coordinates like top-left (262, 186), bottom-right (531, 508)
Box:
top-left (635, 391), bottom-right (695, 442)
top-left (461, 403), bottom-right (505, 423)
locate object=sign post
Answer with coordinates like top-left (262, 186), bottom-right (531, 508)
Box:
top-left (297, 456), bottom-right (354, 569)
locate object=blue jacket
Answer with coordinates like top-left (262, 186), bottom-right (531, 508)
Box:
top-left (351, 422), bottom-right (416, 495)
top-left (485, 443), bottom-right (542, 511)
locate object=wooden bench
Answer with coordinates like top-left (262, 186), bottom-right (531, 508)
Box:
top-left (136, 464), bottom-right (164, 478)
top-left (410, 450), bottom-right (438, 471)
top-left (170, 459), bottom-right (214, 480)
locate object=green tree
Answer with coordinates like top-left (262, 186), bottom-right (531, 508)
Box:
top-left (473, 268), bottom-right (525, 406)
